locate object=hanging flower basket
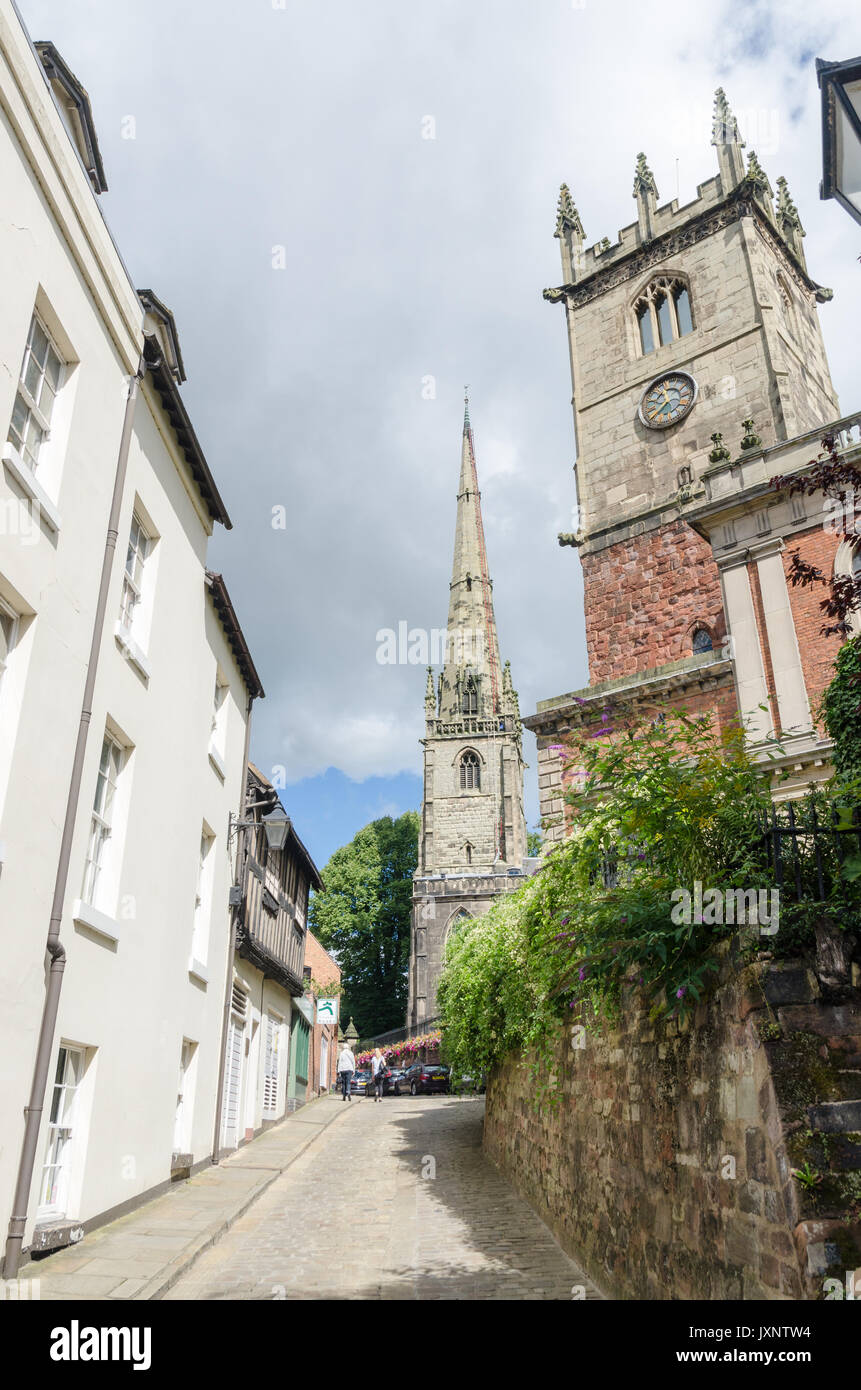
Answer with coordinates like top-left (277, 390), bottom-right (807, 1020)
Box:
top-left (356, 1029), bottom-right (442, 1067)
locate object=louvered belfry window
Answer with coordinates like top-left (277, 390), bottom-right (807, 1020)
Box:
top-left (460, 750), bottom-right (480, 790)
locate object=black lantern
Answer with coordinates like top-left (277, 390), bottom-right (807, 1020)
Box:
top-left (817, 56), bottom-right (861, 226)
top-left (262, 809), bottom-right (291, 852)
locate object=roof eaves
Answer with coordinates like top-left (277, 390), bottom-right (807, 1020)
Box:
top-left (34, 41), bottom-right (107, 194)
top-left (145, 338), bottom-right (231, 529)
top-left (246, 765), bottom-right (324, 892)
top-left (205, 570), bottom-right (264, 700)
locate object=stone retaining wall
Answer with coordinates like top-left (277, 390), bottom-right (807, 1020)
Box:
top-left (483, 951), bottom-right (861, 1299)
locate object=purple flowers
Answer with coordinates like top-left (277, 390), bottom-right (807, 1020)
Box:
top-left (676, 986), bottom-right (686, 999)
top-left (578, 966), bottom-right (587, 981)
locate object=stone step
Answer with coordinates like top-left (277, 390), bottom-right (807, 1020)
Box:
top-left (837, 1070), bottom-right (861, 1101)
top-left (806, 1099), bottom-right (861, 1134)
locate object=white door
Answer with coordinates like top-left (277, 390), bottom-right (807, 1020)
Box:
top-left (222, 1016), bottom-right (244, 1149)
top-left (262, 1013), bottom-right (281, 1115)
top-left (320, 1036), bottom-right (329, 1090)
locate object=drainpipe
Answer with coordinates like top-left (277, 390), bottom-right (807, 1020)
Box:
top-left (3, 355), bottom-right (146, 1280)
top-left (211, 692), bottom-right (256, 1163)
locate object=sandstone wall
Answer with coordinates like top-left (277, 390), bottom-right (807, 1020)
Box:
top-left (483, 953), bottom-right (861, 1300)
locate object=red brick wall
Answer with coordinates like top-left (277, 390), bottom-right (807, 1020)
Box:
top-left (303, 931), bottom-right (341, 1100)
top-left (582, 521), bottom-right (725, 684)
top-left (781, 526), bottom-right (843, 731)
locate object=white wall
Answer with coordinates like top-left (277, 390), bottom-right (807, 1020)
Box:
top-left (0, 1), bottom-right (252, 1248)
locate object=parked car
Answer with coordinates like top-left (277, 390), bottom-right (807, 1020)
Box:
top-left (350, 1069), bottom-right (374, 1095)
top-left (451, 1071), bottom-right (486, 1095)
top-left (382, 1067), bottom-right (408, 1096)
top-left (402, 1063), bottom-right (450, 1096)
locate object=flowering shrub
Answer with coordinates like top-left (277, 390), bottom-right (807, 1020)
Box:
top-left (438, 709), bottom-right (786, 1097)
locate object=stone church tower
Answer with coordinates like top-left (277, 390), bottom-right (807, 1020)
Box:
top-left (407, 400), bottom-right (528, 1027)
top-left (526, 89), bottom-right (843, 838)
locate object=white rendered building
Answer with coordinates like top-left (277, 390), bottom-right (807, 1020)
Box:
top-left (0, 7), bottom-right (262, 1269)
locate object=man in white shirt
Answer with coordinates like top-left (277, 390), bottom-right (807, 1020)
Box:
top-left (337, 1044), bottom-right (356, 1100)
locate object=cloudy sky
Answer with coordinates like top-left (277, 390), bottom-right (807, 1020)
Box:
top-left (17, 0), bottom-right (861, 869)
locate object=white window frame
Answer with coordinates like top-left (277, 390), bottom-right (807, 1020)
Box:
top-left (189, 828), bottom-right (215, 976)
top-left (119, 511), bottom-right (151, 633)
top-left (173, 1039), bottom-right (198, 1154)
top-left (0, 593), bottom-right (19, 689)
top-left (208, 669), bottom-right (229, 778)
top-left (81, 733), bottom-right (124, 910)
top-left (6, 312), bottom-right (64, 476)
top-left (835, 538), bottom-right (861, 637)
top-left (37, 1045), bottom-right (85, 1218)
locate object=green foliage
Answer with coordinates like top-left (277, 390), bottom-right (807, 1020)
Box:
top-left (526, 827), bottom-right (543, 856)
top-left (440, 711), bottom-right (776, 1090)
top-left (437, 875), bottom-right (560, 1083)
top-left (308, 812), bottom-right (419, 1037)
top-left (439, 706), bottom-right (861, 1099)
top-left (822, 635), bottom-right (861, 783)
top-left (791, 1160), bottom-right (823, 1191)
top-left (537, 711), bottom-right (776, 1024)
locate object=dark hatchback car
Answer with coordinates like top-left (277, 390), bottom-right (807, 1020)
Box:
top-left (382, 1067), bottom-right (408, 1096)
top-left (402, 1063), bottom-right (450, 1096)
top-left (350, 1069), bottom-right (374, 1096)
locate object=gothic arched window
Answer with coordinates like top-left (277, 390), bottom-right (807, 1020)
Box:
top-left (636, 301), bottom-right (654, 354)
top-left (692, 627), bottom-right (714, 654)
top-left (462, 677), bottom-right (478, 715)
top-left (633, 277), bottom-right (694, 356)
top-left (460, 750), bottom-right (480, 790)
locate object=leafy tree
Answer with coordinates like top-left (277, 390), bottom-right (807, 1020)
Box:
top-left (527, 827), bottom-right (543, 856)
top-left (308, 812), bottom-right (419, 1037)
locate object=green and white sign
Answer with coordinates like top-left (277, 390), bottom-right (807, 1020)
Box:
top-left (316, 997), bottom-right (339, 1024)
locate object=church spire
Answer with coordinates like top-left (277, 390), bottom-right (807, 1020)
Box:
top-left (441, 399), bottom-right (503, 721)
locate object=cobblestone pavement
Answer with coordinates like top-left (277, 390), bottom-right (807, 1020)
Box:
top-left (165, 1096), bottom-right (603, 1300)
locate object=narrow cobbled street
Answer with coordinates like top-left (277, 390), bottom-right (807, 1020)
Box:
top-left (165, 1097), bottom-right (602, 1300)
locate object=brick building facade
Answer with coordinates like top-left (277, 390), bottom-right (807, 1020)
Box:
top-left (526, 89), bottom-right (859, 837)
top-left (303, 930), bottom-right (341, 1099)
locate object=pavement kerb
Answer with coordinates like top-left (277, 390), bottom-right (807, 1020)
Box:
top-left (139, 1096), bottom-right (359, 1301)
top-left (18, 1093), bottom-right (359, 1301)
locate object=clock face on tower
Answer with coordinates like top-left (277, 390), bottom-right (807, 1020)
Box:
top-left (638, 371), bottom-right (698, 429)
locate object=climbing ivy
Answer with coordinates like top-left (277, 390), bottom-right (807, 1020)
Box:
top-left (822, 635), bottom-right (861, 784)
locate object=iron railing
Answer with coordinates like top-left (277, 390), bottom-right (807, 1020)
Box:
top-left (757, 800), bottom-right (861, 904)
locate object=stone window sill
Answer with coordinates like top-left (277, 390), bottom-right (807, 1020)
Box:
top-left (188, 957), bottom-right (209, 986)
top-left (2, 442), bottom-right (62, 533)
top-left (73, 898), bottom-right (120, 945)
top-left (208, 740), bottom-right (226, 781)
top-left (114, 621), bottom-right (151, 682)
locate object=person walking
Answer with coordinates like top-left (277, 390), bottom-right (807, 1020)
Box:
top-left (371, 1047), bottom-right (388, 1103)
top-left (337, 1042), bottom-right (356, 1101)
